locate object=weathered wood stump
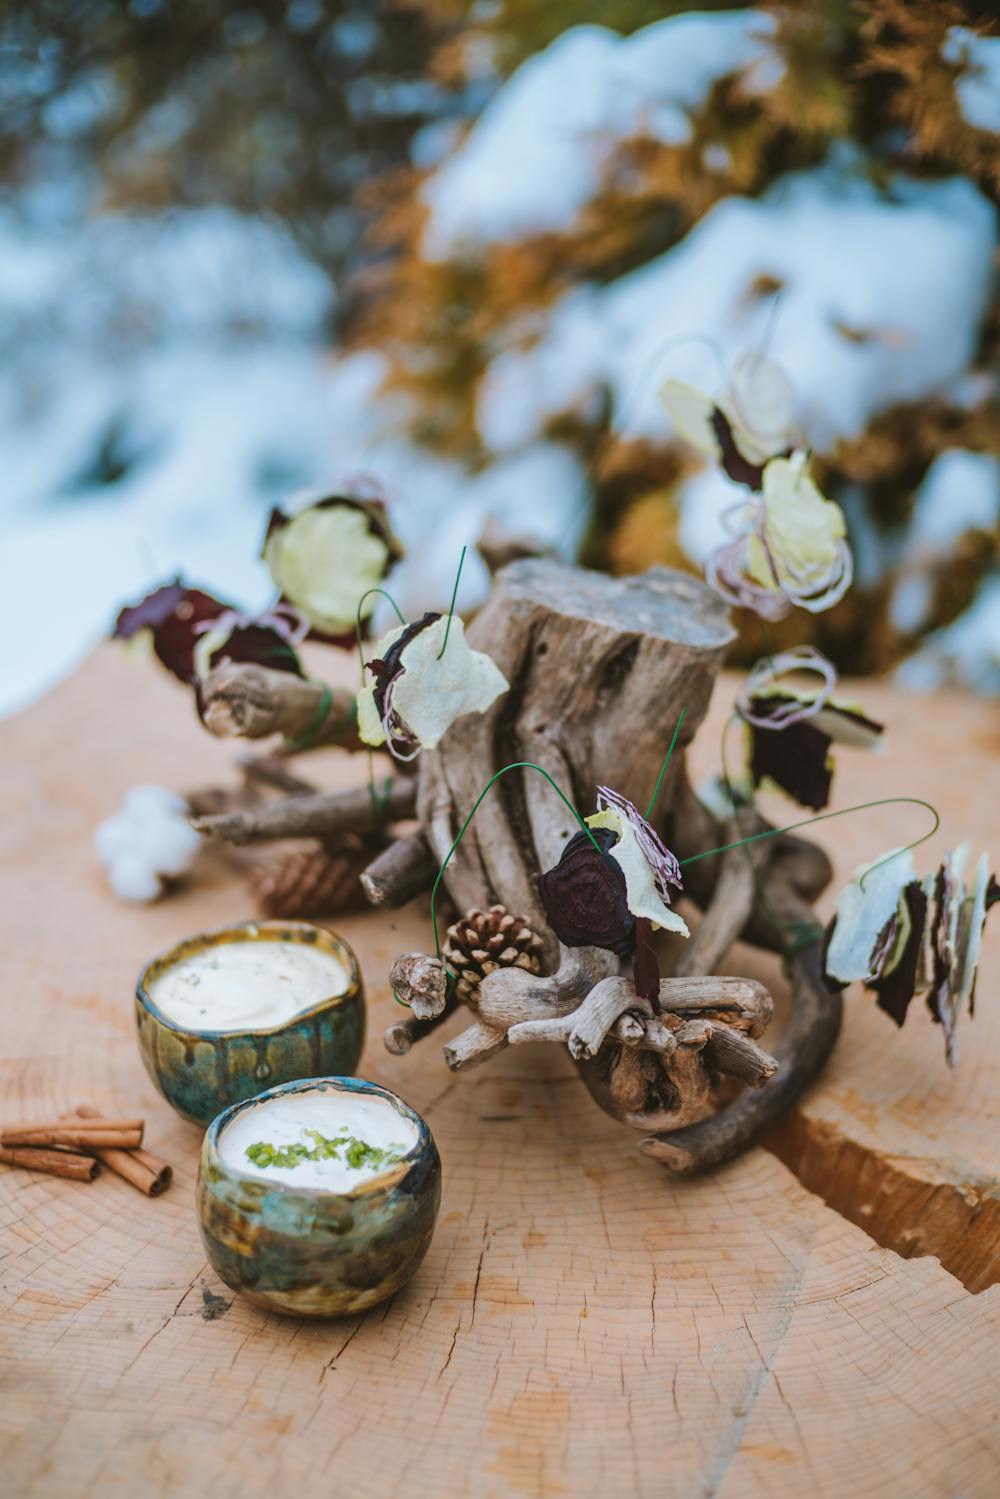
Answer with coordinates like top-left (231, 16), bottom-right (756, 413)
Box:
top-left (371, 560), bottom-right (842, 1172)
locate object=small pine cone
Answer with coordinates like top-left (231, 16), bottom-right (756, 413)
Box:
top-left (250, 836), bottom-right (376, 919)
top-left (443, 904), bottom-right (545, 1007)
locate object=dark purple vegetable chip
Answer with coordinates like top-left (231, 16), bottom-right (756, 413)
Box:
top-left (539, 827), bottom-right (635, 958)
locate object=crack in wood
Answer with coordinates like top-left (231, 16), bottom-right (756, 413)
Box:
top-left (766, 1110), bottom-right (1000, 1293)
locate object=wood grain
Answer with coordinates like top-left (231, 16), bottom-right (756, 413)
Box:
top-left (1, 645), bottom-right (998, 1498)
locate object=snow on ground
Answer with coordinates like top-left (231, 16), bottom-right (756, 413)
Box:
top-left (889, 450), bottom-right (1000, 634)
top-left (476, 156), bottom-right (997, 455)
top-left (897, 572), bottom-right (1000, 695)
top-left (943, 27), bottom-right (1000, 136)
top-left (421, 10), bottom-right (777, 257)
top-left (0, 207), bottom-right (587, 716)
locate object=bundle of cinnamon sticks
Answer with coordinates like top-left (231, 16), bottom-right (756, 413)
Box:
top-left (0, 1105), bottom-right (172, 1196)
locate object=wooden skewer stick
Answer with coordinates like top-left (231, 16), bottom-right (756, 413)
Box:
top-left (0, 1145), bottom-right (98, 1182)
top-left (65, 1106), bottom-right (172, 1197)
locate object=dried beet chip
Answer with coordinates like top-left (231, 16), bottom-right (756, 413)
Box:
top-left (200, 622), bottom-right (304, 680)
top-left (115, 581), bottom-right (304, 686)
top-left (632, 918), bottom-right (661, 1008)
top-left (747, 700), bottom-right (833, 810)
top-left (711, 409), bottom-right (768, 489)
top-left (114, 581), bottom-right (231, 684)
top-left (539, 827), bottom-right (635, 958)
top-left (870, 880), bottom-right (929, 1028)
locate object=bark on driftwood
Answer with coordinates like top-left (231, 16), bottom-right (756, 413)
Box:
top-left (418, 559), bottom-right (734, 955)
top-left (199, 663), bottom-right (363, 752)
top-left (367, 559), bottom-right (841, 1175)
top-left (364, 560), bottom-right (839, 1169)
top-left (192, 779), bottom-right (416, 845)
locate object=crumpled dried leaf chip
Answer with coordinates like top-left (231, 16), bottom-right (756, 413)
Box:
top-left (869, 879), bottom-right (929, 1028)
top-left (826, 849), bottom-right (917, 987)
top-left (357, 613), bottom-right (509, 761)
top-left (540, 787), bottom-right (687, 1005)
top-left (660, 353), bottom-right (795, 487)
top-left (586, 787), bottom-right (688, 939)
top-left (707, 452), bottom-right (853, 620)
top-left (926, 845), bottom-right (972, 1067)
top-left (113, 581), bottom-right (304, 685)
top-left (263, 491), bottom-right (403, 641)
top-left (826, 843), bottom-right (997, 1065)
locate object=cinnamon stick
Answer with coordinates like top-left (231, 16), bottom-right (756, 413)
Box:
top-left (67, 1106), bottom-right (172, 1197)
top-left (0, 1144), bottom-right (98, 1182)
top-left (1, 1117), bottom-right (143, 1137)
top-left (2, 1126), bottom-right (143, 1149)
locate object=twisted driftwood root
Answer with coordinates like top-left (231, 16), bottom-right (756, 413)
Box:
top-left (638, 831), bottom-right (842, 1176)
top-left (358, 559), bottom-right (841, 1175)
top-left (384, 990), bottom-right (460, 1055)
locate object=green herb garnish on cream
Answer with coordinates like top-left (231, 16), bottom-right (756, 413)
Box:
top-left (245, 1129), bottom-right (405, 1172)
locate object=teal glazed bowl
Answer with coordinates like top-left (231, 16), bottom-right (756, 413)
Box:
top-left (136, 921), bottom-right (365, 1126)
top-left (197, 1077), bottom-right (441, 1317)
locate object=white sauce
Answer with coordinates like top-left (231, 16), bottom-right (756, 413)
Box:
top-left (149, 937), bottom-right (349, 1033)
top-left (219, 1088), bottom-right (418, 1191)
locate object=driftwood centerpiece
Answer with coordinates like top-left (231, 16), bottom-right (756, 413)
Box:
top-left (194, 559), bottom-right (842, 1175)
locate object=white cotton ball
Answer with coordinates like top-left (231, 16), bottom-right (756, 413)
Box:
top-left (126, 810), bottom-right (199, 876)
top-left (123, 785), bottom-right (188, 820)
top-left (94, 813), bottom-right (138, 863)
top-left (108, 854), bottom-right (163, 904)
top-left (145, 815), bottom-right (201, 878)
top-left (96, 785), bottom-right (199, 903)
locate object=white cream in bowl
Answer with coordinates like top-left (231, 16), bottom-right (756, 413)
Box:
top-left (219, 1088), bottom-right (419, 1192)
top-left (148, 937), bottom-right (350, 1033)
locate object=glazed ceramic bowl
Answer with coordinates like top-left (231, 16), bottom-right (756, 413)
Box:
top-left (136, 921), bottom-right (365, 1126)
top-left (196, 1077), bottom-right (441, 1317)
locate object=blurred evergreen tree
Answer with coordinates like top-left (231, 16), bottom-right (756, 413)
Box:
top-left (0, 0), bottom-right (460, 302)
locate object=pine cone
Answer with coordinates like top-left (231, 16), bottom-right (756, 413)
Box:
top-left (443, 905), bottom-right (544, 1007)
top-left (250, 835), bottom-right (379, 919)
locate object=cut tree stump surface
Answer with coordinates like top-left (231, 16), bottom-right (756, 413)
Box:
top-left (1, 647), bottom-right (998, 1499)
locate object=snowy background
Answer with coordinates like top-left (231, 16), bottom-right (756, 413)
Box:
top-left (3, 4), bottom-right (999, 716)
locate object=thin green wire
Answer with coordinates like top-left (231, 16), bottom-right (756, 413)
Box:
top-left (680, 788), bottom-right (940, 886)
top-left (428, 761), bottom-right (604, 960)
top-left (354, 586), bottom-right (407, 822)
top-left (354, 586), bottom-right (406, 676)
top-left (645, 707), bottom-right (687, 820)
top-left (718, 710), bottom-right (819, 953)
top-left (284, 683), bottom-right (333, 752)
top-left (437, 546), bottom-right (467, 660)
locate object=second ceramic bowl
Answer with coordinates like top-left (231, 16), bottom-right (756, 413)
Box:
top-left (136, 920), bottom-right (365, 1126)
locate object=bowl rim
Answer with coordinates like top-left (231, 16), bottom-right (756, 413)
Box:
top-left (201, 1076), bottom-right (434, 1201)
top-left (136, 919), bottom-right (362, 1042)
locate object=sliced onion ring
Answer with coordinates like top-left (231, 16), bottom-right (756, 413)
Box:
top-left (736, 645), bottom-right (838, 730)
